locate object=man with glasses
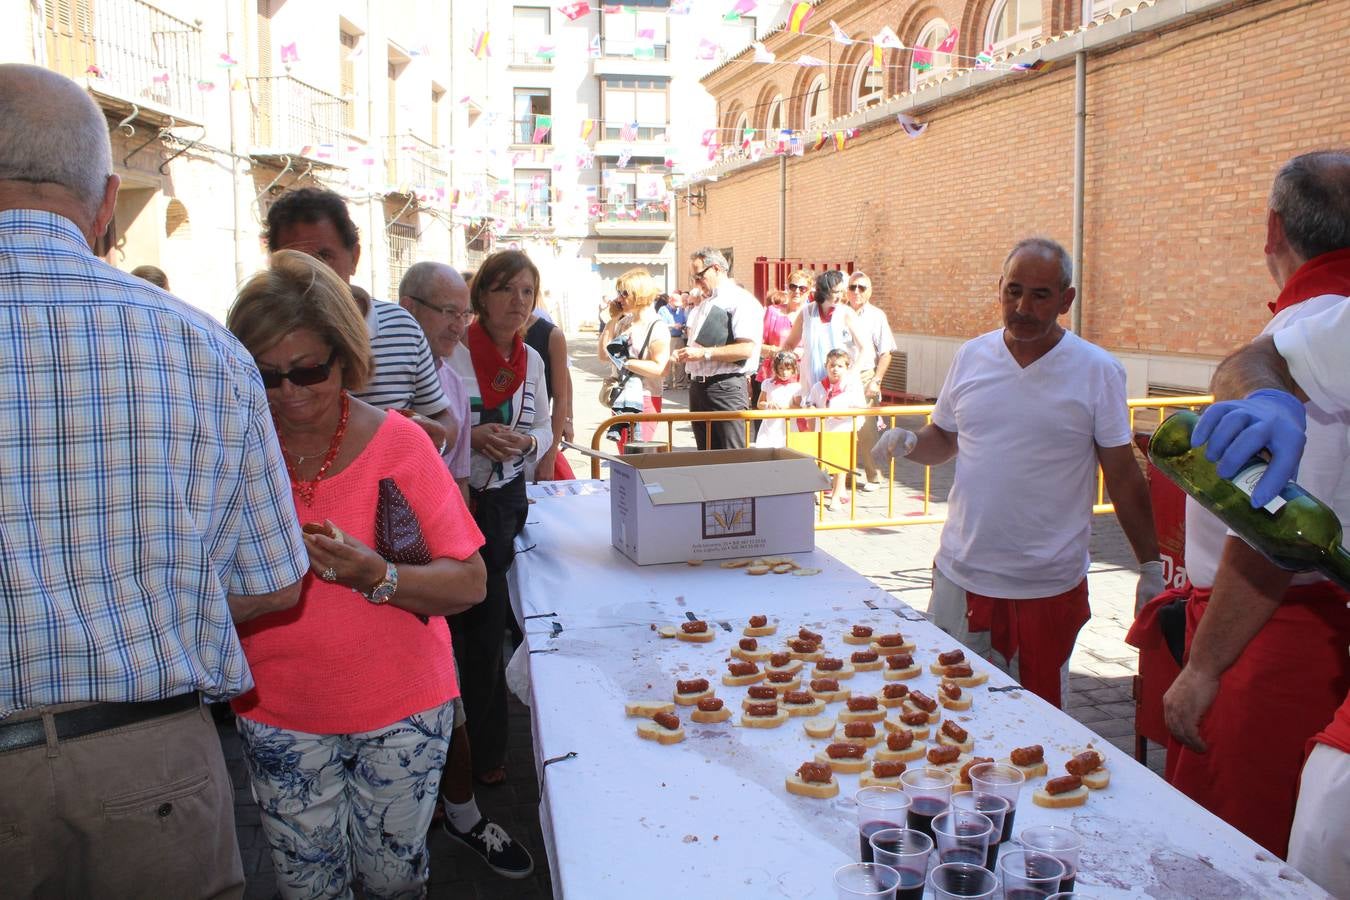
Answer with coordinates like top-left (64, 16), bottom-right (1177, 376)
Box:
top-left (846, 272), bottom-right (898, 492)
top-left (673, 248), bottom-right (764, 450)
top-left (265, 187), bottom-right (454, 451)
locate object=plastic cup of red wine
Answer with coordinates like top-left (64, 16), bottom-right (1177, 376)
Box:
top-left (899, 768), bottom-right (954, 841)
top-left (950, 791), bottom-right (1010, 868)
top-left (998, 849), bottom-right (1067, 899)
top-left (932, 808), bottom-right (994, 872)
top-left (928, 861), bottom-right (999, 899)
top-left (833, 861), bottom-right (902, 899)
top-left (868, 827), bottom-right (932, 900)
top-left (855, 786), bottom-right (912, 863)
top-left (967, 762), bottom-right (1025, 843)
top-left (1019, 825), bottom-right (1084, 893)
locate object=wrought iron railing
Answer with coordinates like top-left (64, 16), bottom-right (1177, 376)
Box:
top-left (386, 133), bottom-right (445, 191)
top-left (248, 75), bottom-right (347, 156)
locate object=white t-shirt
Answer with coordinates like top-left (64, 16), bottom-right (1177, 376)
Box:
top-left (1276, 297), bottom-right (1350, 413)
top-left (753, 377), bottom-right (800, 448)
top-left (932, 329), bottom-right (1132, 598)
top-left (805, 375), bottom-right (865, 432)
top-left (1187, 295), bottom-right (1350, 587)
top-left (852, 303), bottom-right (897, 374)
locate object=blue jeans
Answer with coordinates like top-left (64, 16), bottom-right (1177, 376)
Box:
top-left (237, 700), bottom-right (455, 900)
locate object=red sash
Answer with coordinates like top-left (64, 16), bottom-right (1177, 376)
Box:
top-left (1169, 581), bottom-right (1350, 857)
top-left (964, 579), bottom-right (1090, 708)
top-left (466, 321), bottom-right (527, 412)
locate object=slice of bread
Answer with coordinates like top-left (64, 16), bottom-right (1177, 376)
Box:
top-left (783, 698), bottom-right (826, 718)
top-left (871, 640), bottom-right (917, 656)
top-left (789, 648), bottom-right (825, 662)
top-left (657, 625), bottom-right (677, 639)
top-left (812, 662), bottom-right (856, 680)
top-left (838, 708), bottom-right (887, 724)
top-left (885, 718), bottom-right (930, 740)
top-left (883, 664), bottom-right (922, 681)
top-left (1007, 760), bottom-right (1049, 779)
top-left (624, 700), bottom-right (675, 717)
top-left (842, 631), bottom-right (874, 646)
top-left (939, 694), bottom-right (972, 712)
top-left (935, 731), bottom-right (975, 754)
top-left (852, 657), bottom-right (884, 672)
top-left (690, 706), bottom-right (732, 724)
top-left (809, 686), bottom-right (852, 704)
top-left (876, 743), bottom-right (926, 764)
top-left (834, 726), bottom-right (883, 748)
top-left (730, 646), bottom-right (772, 662)
top-left (1033, 785), bottom-right (1089, 808)
top-left (636, 720), bottom-right (685, 744)
top-left (673, 688), bottom-right (713, 706)
top-left (1083, 768), bottom-right (1110, 790)
top-left (740, 709), bottom-right (789, 728)
top-left (814, 750), bottom-right (869, 774)
top-left (859, 772), bottom-right (905, 788)
top-left (785, 773), bottom-right (839, 798)
top-left (744, 622), bottom-right (778, 637)
top-left (721, 670), bottom-right (765, 687)
top-left (803, 716), bottom-right (837, 739)
top-left (675, 630), bottom-right (716, 643)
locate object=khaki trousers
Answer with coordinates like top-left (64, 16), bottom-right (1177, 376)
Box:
top-left (0, 701), bottom-right (243, 899)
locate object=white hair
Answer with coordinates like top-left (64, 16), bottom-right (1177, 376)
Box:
top-left (0, 64), bottom-right (113, 214)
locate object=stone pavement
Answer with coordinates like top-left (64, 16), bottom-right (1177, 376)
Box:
top-left (225, 332), bottom-right (1165, 897)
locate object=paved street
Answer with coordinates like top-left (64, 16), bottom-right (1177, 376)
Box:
top-left (226, 333), bottom-right (1164, 897)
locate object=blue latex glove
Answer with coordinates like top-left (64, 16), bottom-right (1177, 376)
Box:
top-left (1191, 389), bottom-right (1307, 508)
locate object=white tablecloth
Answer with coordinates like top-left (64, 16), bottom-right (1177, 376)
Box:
top-left (510, 483), bottom-right (1325, 899)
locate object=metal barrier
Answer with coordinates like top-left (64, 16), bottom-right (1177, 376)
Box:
top-left (587, 396), bottom-right (1213, 531)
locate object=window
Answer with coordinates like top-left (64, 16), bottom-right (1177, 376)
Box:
top-left (851, 59), bottom-right (885, 110)
top-left (512, 6), bottom-right (552, 65)
top-left (724, 14), bottom-right (756, 53)
top-left (764, 95), bottom-right (784, 132)
top-left (909, 19), bottom-right (953, 91)
top-left (601, 7), bottom-right (670, 59)
top-left (733, 111), bottom-right (750, 143)
top-left (986, 0), bottom-right (1041, 56)
top-left (803, 75), bottom-right (829, 130)
top-left (339, 27), bottom-right (361, 130)
top-left (386, 218), bottom-right (417, 297)
top-left (514, 169), bottom-right (551, 226)
top-left (599, 158), bottom-right (670, 223)
top-left (513, 87), bottom-right (551, 145)
top-left (602, 76), bottom-right (669, 141)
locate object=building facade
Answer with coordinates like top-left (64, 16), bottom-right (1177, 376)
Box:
top-left (679, 0), bottom-right (1347, 398)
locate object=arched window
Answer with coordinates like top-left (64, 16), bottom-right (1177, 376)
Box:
top-left (733, 111), bottom-right (750, 142)
top-left (986, 0), bottom-right (1041, 56)
top-left (909, 19), bottom-right (953, 91)
top-left (850, 58), bottom-right (885, 110)
top-left (765, 95), bottom-right (784, 133)
top-left (803, 75), bottom-right (829, 130)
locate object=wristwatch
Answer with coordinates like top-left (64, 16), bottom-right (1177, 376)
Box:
top-left (363, 561), bottom-right (399, 605)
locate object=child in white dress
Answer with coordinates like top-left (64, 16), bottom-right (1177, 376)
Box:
top-left (803, 348), bottom-right (865, 510)
top-left (753, 351), bottom-right (802, 449)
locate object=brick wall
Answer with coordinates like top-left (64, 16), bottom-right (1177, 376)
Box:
top-left (680, 0), bottom-right (1348, 364)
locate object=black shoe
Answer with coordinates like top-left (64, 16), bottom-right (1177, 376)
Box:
top-left (443, 815), bottom-right (535, 879)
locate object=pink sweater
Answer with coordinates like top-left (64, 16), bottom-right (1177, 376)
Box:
top-left (233, 412), bottom-right (484, 734)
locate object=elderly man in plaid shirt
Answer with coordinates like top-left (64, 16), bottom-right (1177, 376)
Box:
top-left (0, 65), bottom-right (307, 896)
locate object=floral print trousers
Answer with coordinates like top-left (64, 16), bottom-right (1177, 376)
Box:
top-left (236, 700), bottom-right (455, 900)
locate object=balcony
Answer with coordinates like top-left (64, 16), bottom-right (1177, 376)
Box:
top-left (508, 40), bottom-right (554, 68)
top-left (594, 123), bottom-right (669, 157)
top-left (43, 0), bottom-right (204, 125)
top-left (387, 133), bottom-right (446, 194)
top-left (590, 201), bottom-right (673, 237)
top-left (598, 37), bottom-right (669, 60)
top-left (248, 75), bottom-right (348, 163)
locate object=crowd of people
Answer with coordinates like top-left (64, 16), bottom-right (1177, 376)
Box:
top-left (3, 59), bottom-right (1349, 899)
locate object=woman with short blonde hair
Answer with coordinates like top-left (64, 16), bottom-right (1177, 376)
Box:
top-left (598, 267), bottom-right (671, 450)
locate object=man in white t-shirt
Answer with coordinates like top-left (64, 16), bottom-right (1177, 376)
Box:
top-left (672, 248), bottom-right (764, 450)
top-left (872, 237), bottom-right (1163, 707)
top-left (846, 271), bottom-right (897, 491)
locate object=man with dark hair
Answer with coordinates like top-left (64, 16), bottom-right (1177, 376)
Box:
top-left (672, 247), bottom-right (763, 450)
top-left (1162, 149), bottom-right (1350, 861)
top-left (873, 237), bottom-right (1162, 708)
top-left (0, 64), bottom-right (305, 896)
top-left (264, 187), bottom-right (454, 445)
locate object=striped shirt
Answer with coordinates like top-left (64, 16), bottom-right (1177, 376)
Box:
top-left (0, 210), bottom-right (308, 718)
top-left (356, 300), bottom-right (450, 416)
top-left (445, 345), bottom-right (553, 491)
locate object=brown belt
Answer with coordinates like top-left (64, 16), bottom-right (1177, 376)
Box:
top-left (0, 692), bottom-right (201, 754)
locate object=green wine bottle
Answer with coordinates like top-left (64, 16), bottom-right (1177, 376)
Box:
top-left (1148, 410), bottom-right (1350, 590)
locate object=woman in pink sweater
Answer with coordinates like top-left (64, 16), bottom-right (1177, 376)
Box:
top-left (226, 251), bottom-right (487, 899)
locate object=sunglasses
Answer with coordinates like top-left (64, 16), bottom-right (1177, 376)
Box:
top-left (788, 283), bottom-right (810, 292)
top-left (259, 349), bottom-right (338, 389)
top-left (848, 284), bottom-right (870, 292)
top-left (693, 265), bottom-right (716, 281)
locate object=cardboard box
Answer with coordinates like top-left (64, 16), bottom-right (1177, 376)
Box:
top-left (609, 447), bottom-right (831, 565)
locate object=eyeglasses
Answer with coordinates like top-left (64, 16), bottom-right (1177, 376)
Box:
top-left (259, 349), bottom-right (338, 389)
top-left (409, 294), bottom-right (474, 321)
top-left (788, 283), bottom-right (810, 292)
top-left (693, 265), bottom-right (716, 281)
top-left (848, 284), bottom-right (870, 292)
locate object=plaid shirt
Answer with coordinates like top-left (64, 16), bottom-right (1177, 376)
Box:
top-left (0, 210), bottom-right (307, 717)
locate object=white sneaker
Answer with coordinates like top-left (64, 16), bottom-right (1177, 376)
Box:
top-left (859, 481), bottom-right (882, 493)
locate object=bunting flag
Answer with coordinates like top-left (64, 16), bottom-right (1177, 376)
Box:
top-left (696, 37), bottom-right (720, 60)
top-left (975, 50), bottom-right (994, 69)
top-left (151, 70), bottom-right (170, 85)
top-left (741, 127), bottom-right (755, 149)
top-left (810, 132), bottom-right (827, 151)
top-left (531, 115), bottom-right (552, 144)
top-left (752, 42), bottom-right (775, 63)
top-left (870, 45), bottom-right (884, 70)
top-left (796, 54), bottom-right (827, 67)
top-left (936, 28), bottom-right (960, 54)
top-left (829, 21), bottom-right (853, 45)
top-left (618, 150), bottom-right (633, 167)
top-left (723, 0), bottom-right (756, 21)
top-left (217, 52), bottom-right (238, 68)
top-left (786, 2), bottom-right (812, 33)
top-left (669, 0), bottom-right (691, 13)
top-left (790, 133), bottom-right (803, 156)
top-left (1011, 58), bottom-right (1050, 72)
top-left (912, 47), bottom-right (932, 71)
top-left (279, 42), bottom-right (299, 64)
top-left (833, 130), bottom-right (850, 151)
top-left (85, 64), bottom-right (104, 78)
top-left (535, 40), bottom-right (557, 60)
top-left (700, 128), bottom-right (717, 146)
top-left (196, 80), bottom-right (216, 92)
top-left (896, 113), bottom-right (927, 138)
top-left (558, 1), bottom-right (591, 20)
top-left (589, 34), bottom-right (602, 58)
top-left (471, 30), bottom-right (490, 59)
top-left (634, 27), bottom-right (656, 59)
top-left (580, 119), bottom-right (595, 140)
top-left (620, 121), bottom-right (639, 141)
top-left (874, 27), bottom-right (903, 50)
